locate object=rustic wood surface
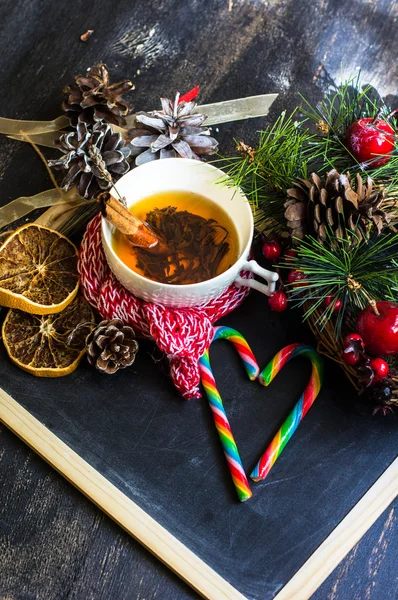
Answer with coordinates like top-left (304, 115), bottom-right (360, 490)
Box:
top-left (0, 0), bottom-right (397, 598)
top-left (0, 424), bottom-right (397, 600)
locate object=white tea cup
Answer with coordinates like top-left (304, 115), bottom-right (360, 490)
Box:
top-left (101, 158), bottom-right (278, 308)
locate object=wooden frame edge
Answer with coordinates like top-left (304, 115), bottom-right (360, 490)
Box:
top-left (273, 454), bottom-right (397, 599)
top-left (1, 387), bottom-right (397, 600)
top-left (0, 388), bottom-right (246, 600)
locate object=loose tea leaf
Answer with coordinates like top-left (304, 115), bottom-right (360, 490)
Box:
top-left (135, 206), bottom-right (232, 284)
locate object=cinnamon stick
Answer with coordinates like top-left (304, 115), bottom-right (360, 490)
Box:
top-left (97, 192), bottom-right (169, 254)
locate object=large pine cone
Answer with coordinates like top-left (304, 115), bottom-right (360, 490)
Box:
top-left (127, 93), bottom-right (218, 165)
top-left (285, 170), bottom-right (390, 244)
top-left (63, 64), bottom-right (134, 127)
top-left (48, 122), bottom-right (131, 199)
top-left (86, 319), bottom-right (139, 374)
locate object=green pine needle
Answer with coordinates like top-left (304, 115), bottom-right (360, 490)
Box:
top-left (281, 232), bottom-right (398, 336)
top-left (58, 202), bottom-right (99, 237)
top-left (217, 110), bottom-right (315, 234)
top-left (299, 72), bottom-right (385, 137)
top-left (299, 72), bottom-right (398, 194)
top-left (219, 71), bottom-right (398, 237)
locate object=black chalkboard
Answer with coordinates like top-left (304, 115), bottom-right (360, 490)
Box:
top-left (0, 287), bottom-right (396, 600)
top-left (0, 1), bottom-right (397, 596)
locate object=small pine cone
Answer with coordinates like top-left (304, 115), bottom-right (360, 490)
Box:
top-left (127, 92), bottom-right (218, 165)
top-left (63, 63), bottom-right (134, 127)
top-left (86, 319), bottom-right (139, 374)
top-left (285, 170), bottom-right (389, 245)
top-left (48, 121), bottom-right (131, 199)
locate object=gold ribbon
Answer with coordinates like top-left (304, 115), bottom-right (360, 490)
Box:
top-left (0, 186), bottom-right (93, 232)
top-left (124, 94), bottom-right (279, 128)
top-left (0, 189), bottom-right (62, 229)
top-left (8, 131), bottom-right (62, 148)
top-left (35, 188), bottom-right (95, 232)
top-left (0, 94), bottom-right (279, 230)
top-left (0, 128), bottom-right (84, 232)
top-left (0, 115), bottom-right (68, 135)
top-left (4, 94), bottom-right (279, 147)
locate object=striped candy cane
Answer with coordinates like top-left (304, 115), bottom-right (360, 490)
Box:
top-left (250, 344), bottom-right (324, 482)
top-left (199, 326), bottom-right (259, 501)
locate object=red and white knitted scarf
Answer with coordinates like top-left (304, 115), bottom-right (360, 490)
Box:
top-left (78, 214), bottom-right (250, 398)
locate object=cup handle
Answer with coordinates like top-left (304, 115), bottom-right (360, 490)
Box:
top-left (234, 260), bottom-right (279, 297)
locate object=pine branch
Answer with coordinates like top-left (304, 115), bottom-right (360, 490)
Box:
top-left (218, 111), bottom-right (315, 234)
top-left (299, 72), bottom-right (385, 137)
top-left (300, 72), bottom-right (398, 199)
top-left (281, 231), bottom-right (398, 337)
top-left (220, 74), bottom-right (398, 236)
top-left (306, 304), bottom-right (359, 389)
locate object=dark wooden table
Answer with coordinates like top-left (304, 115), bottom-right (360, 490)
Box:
top-left (0, 1), bottom-right (397, 598)
top-left (1, 424), bottom-right (397, 600)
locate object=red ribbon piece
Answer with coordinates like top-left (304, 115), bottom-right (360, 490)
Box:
top-left (179, 85), bottom-right (200, 104)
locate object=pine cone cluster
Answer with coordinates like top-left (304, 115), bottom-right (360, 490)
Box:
top-left (127, 92), bottom-right (218, 165)
top-left (48, 122), bottom-right (131, 198)
top-left (86, 319), bottom-right (139, 374)
top-left (63, 64), bottom-right (134, 127)
top-left (285, 170), bottom-right (390, 244)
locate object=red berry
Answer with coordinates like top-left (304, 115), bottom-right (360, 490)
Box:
top-left (357, 302), bottom-right (398, 356)
top-left (262, 240), bottom-right (281, 261)
top-left (346, 117), bottom-right (395, 167)
top-left (342, 333), bottom-right (365, 366)
top-left (343, 333), bottom-right (364, 349)
top-left (287, 269), bottom-right (307, 287)
top-left (324, 296), bottom-right (342, 312)
top-left (342, 351), bottom-right (360, 366)
top-left (369, 357), bottom-right (389, 382)
top-left (268, 291), bottom-right (287, 312)
top-left (284, 249), bottom-right (297, 261)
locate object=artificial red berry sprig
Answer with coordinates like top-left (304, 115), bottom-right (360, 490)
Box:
top-left (345, 116), bottom-right (395, 167)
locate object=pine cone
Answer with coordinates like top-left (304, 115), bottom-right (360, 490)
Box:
top-left (63, 64), bottom-right (134, 127)
top-left (48, 122), bottom-right (131, 198)
top-left (285, 170), bottom-right (390, 244)
top-left (86, 319), bottom-right (139, 374)
top-left (127, 92), bottom-right (218, 165)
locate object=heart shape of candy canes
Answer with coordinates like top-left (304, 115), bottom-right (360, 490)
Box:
top-left (198, 326), bottom-right (324, 502)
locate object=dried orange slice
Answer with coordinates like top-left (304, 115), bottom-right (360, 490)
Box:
top-left (2, 296), bottom-right (94, 377)
top-left (0, 223), bottom-right (79, 315)
top-left (0, 230), bottom-right (12, 245)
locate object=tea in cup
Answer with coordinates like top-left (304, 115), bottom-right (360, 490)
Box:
top-left (101, 158), bottom-right (278, 307)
